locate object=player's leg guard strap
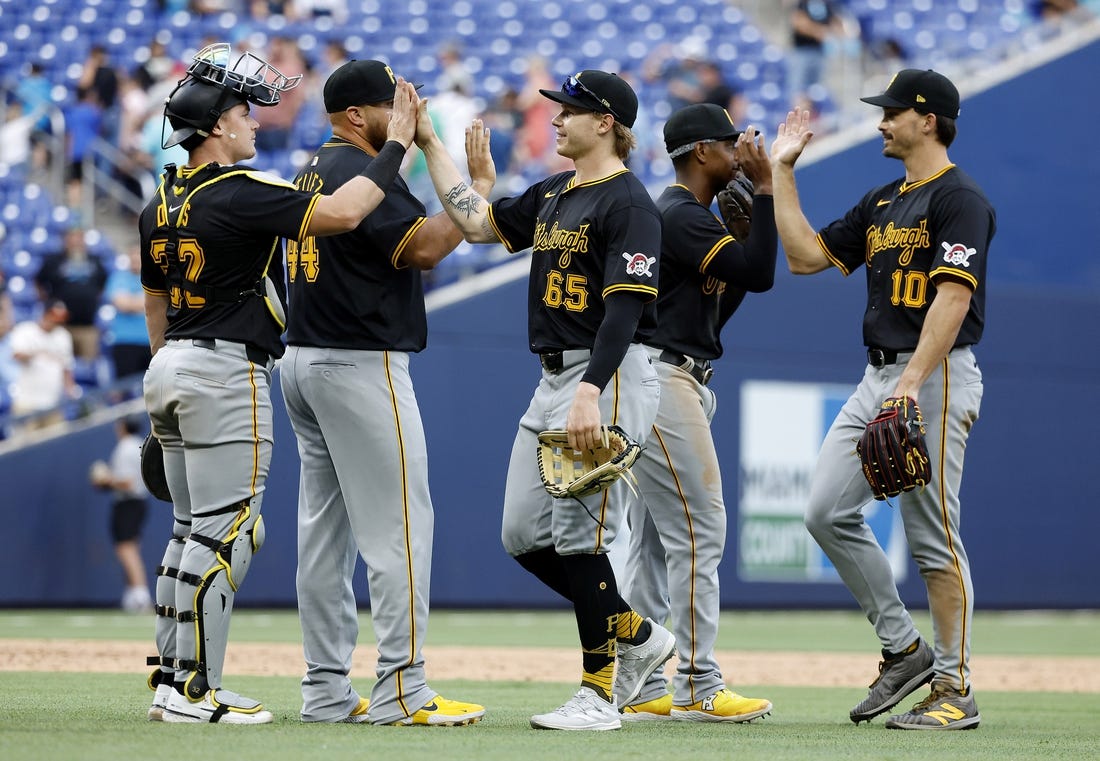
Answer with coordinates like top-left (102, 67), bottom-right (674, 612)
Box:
top-left (154, 533), bottom-right (186, 685)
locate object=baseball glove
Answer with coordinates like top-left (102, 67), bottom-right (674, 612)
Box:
top-left (537, 425), bottom-right (641, 499)
top-left (856, 396), bottom-right (932, 501)
top-left (140, 433), bottom-right (173, 503)
top-left (716, 170), bottom-right (754, 241)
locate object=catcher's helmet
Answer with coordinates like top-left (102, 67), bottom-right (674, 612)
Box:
top-left (162, 42), bottom-right (302, 149)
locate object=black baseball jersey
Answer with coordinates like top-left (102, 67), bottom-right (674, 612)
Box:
top-left (816, 164), bottom-right (995, 350)
top-left (286, 137), bottom-right (428, 352)
top-left (488, 169), bottom-right (660, 353)
top-left (139, 163), bottom-right (318, 358)
top-left (652, 185), bottom-right (775, 360)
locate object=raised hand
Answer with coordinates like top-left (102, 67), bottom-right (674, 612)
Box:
top-left (465, 118), bottom-right (496, 189)
top-left (734, 125), bottom-right (772, 194)
top-left (771, 108), bottom-right (814, 169)
top-left (387, 78), bottom-right (419, 148)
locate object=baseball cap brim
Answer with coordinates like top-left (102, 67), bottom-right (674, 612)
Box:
top-left (539, 88), bottom-right (610, 115)
top-left (859, 93), bottom-right (914, 109)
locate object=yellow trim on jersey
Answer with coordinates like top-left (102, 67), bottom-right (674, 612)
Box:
top-left (295, 193), bottom-right (321, 243)
top-left (898, 164), bottom-right (955, 195)
top-left (929, 266), bottom-right (978, 290)
top-left (384, 351), bottom-right (417, 715)
top-left (699, 235), bottom-right (735, 274)
top-left (934, 354), bottom-right (970, 690)
top-left (391, 216), bottom-right (428, 269)
top-left (603, 283), bottom-right (658, 301)
top-left (142, 285), bottom-right (170, 296)
top-left (815, 233), bottom-right (851, 276)
top-left (486, 204), bottom-right (517, 253)
top-left (565, 168), bottom-right (631, 191)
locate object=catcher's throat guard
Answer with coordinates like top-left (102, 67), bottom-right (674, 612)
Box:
top-left (536, 425), bottom-right (641, 499)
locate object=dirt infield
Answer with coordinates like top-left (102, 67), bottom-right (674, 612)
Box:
top-left (3, 639), bottom-right (1099, 692)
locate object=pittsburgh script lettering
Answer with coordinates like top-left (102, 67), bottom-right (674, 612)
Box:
top-left (866, 219), bottom-right (929, 266)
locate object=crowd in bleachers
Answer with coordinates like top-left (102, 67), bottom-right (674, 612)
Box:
top-left (0, 0), bottom-right (1094, 439)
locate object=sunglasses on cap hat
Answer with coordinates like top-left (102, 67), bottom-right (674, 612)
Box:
top-left (562, 75), bottom-right (620, 120)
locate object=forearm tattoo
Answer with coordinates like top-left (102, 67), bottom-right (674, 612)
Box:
top-left (444, 182), bottom-right (483, 220)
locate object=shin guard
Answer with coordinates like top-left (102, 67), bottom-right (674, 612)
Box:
top-left (174, 495), bottom-right (265, 698)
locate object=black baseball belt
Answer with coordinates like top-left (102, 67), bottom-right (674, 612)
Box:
top-left (658, 350), bottom-right (713, 385)
top-left (866, 347), bottom-right (915, 368)
top-left (539, 349), bottom-right (592, 374)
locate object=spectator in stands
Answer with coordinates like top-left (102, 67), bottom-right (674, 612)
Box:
top-left (62, 87), bottom-right (103, 209)
top-left (0, 102), bottom-right (36, 167)
top-left (34, 225), bottom-right (109, 361)
top-left (8, 298), bottom-right (76, 431)
top-left (90, 415), bottom-right (154, 612)
top-left (253, 36), bottom-right (309, 152)
top-left (79, 44), bottom-right (120, 113)
top-left (483, 87), bottom-right (522, 183)
top-left (514, 55), bottom-right (569, 176)
top-left (787, 0), bottom-right (847, 105)
top-left (249, 0), bottom-right (299, 20)
top-left (698, 61), bottom-right (748, 128)
top-left (134, 36), bottom-right (176, 92)
top-left (429, 50), bottom-right (480, 172)
top-left (1033, 0), bottom-right (1080, 21)
top-left (295, 0), bottom-right (348, 22)
top-left (436, 41), bottom-right (470, 95)
top-left (105, 243), bottom-right (152, 382)
top-left (318, 39), bottom-right (349, 82)
top-left (642, 37), bottom-right (709, 111)
top-left (14, 62), bottom-right (54, 172)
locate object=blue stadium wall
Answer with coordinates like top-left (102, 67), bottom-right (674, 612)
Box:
top-left (4, 42), bottom-right (1099, 609)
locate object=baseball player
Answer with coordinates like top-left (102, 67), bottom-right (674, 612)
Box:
top-left (771, 69), bottom-right (993, 730)
top-left (280, 59), bottom-right (489, 727)
top-left (415, 70), bottom-right (675, 731)
top-left (140, 42), bottom-right (419, 724)
top-left (618, 103), bottom-right (776, 722)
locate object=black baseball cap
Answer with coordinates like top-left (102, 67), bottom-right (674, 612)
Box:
top-left (539, 70), bottom-right (638, 128)
top-left (324, 59), bottom-right (420, 112)
top-left (860, 68), bottom-right (960, 119)
top-left (664, 103), bottom-right (741, 156)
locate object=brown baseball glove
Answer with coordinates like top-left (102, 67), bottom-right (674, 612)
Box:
top-left (856, 396), bottom-right (932, 501)
top-left (716, 170), bottom-right (754, 240)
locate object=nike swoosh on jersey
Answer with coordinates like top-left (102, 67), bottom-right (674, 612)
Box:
top-left (876, 199), bottom-right (891, 206)
top-left (169, 205), bottom-right (182, 213)
top-left (544, 191), bottom-right (557, 198)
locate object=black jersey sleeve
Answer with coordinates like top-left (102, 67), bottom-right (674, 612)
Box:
top-left (816, 184), bottom-right (892, 275)
top-left (927, 185), bottom-right (995, 291)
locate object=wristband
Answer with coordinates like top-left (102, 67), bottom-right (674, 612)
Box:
top-left (359, 140), bottom-right (405, 190)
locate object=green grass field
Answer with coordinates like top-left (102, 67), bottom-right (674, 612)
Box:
top-left (2, 609), bottom-right (1098, 761)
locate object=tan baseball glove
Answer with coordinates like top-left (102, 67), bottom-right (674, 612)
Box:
top-left (536, 425), bottom-right (641, 499)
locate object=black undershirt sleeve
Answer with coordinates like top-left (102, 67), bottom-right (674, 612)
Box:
top-left (579, 292), bottom-right (645, 391)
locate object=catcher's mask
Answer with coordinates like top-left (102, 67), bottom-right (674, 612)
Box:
top-left (162, 42), bottom-right (302, 149)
